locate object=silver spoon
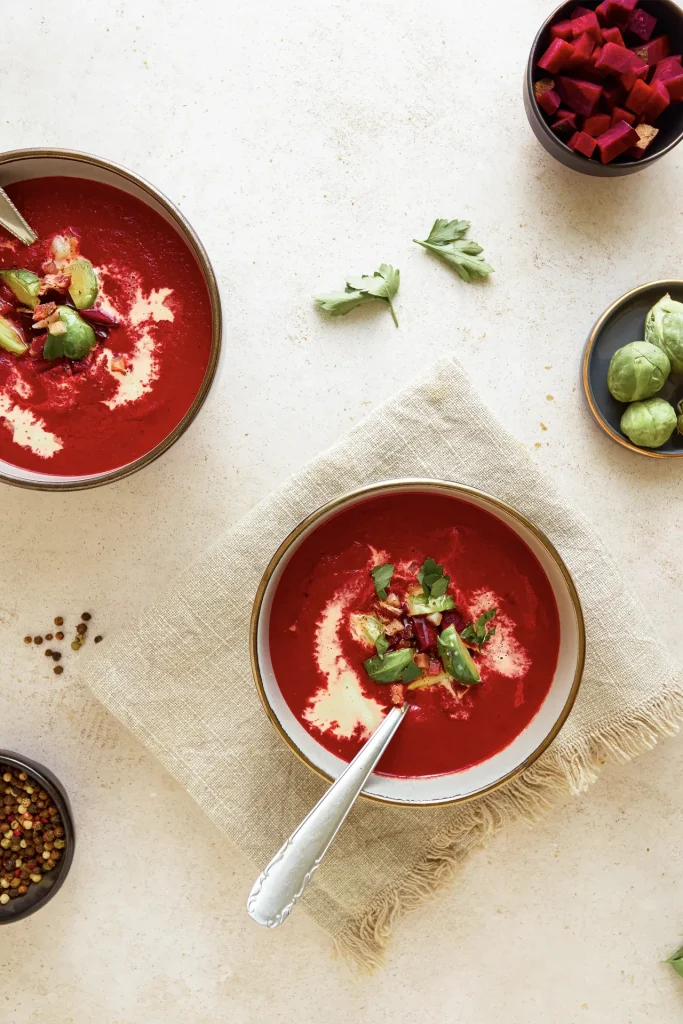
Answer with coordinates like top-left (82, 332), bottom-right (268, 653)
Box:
top-left (0, 187), bottom-right (37, 246)
top-left (247, 702), bottom-right (409, 927)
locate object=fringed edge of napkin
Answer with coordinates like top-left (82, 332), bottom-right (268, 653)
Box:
top-left (333, 680), bottom-right (683, 972)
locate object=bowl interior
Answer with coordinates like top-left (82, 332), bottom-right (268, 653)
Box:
top-left (0, 751), bottom-right (74, 923)
top-left (0, 150), bottom-right (221, 489)
top-left (584, 280), bottom-right (683, 456)
top-left (254, 482), bottom-right (584, 806)
top-left (529, 0), bottom-right (683, 169)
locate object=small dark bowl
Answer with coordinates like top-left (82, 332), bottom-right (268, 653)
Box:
top-left (583, 280), bottom-right (683, 457)
top-left (524, 0), bottom-right (683, 176)
top-left (0, 751), bottom-right (75, 923)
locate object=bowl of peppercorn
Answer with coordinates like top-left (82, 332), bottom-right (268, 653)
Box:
top-left (0, 752), bottom-right (74, 922)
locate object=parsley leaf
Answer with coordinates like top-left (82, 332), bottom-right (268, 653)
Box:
top-left (315, 264), bottom-right (400, 327)
top-left (414, 219), bottom-right (494, 283)
top-left (375, 633), bottom-right (389, 660)
top-left (371, 563), bottom-right (394, 600)
top-left (417, 557), bottom-right (450, 600)
top-left (401, 662), bottom-right (422, 684)
top-left (461, 608), bottom-right (497, 650)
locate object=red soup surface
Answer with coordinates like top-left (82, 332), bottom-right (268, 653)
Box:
top-left (0, 177), bottom-right (213, 475)
top-left (269, 492), bottom-right (561, 778)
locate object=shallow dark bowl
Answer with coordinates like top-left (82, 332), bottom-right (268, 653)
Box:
top-left (0, 751), bottom-right (75, 923)
top-left (524, 0), bottom-right (683, 176)
top-left (583, 280), bottom-right (683, 456)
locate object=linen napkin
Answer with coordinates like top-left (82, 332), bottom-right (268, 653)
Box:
top-left (82, 357), bottom-right (683, 969)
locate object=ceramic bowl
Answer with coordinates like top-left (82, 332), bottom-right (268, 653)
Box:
top-left (524, 0), bottom-right (683, 176)
top-left (250, 480), bottom-right (585, 806)
top-left (583, 279), bottom-right (683, 457)
top-left (0, 750), bottom-right (75, 924)
top-left (0, 147), bottom-right (222, 491)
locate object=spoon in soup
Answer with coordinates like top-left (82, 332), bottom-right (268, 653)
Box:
top-left (0, 188), bottom-right (38, 246)
top-left (247, 702), bottom-right (409, 928)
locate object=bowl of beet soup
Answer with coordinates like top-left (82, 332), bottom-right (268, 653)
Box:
top-left (250, 480), bottom-right (585, 806)
top-left (524, 0), bottom-right (683, 176)
top-left (0, 149), bottom-right (222, 490)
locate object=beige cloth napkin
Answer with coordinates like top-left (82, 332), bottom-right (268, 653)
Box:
top-left (82, 357), bottom-right (683, 969)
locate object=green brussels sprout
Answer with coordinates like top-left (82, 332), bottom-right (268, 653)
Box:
top-left (0, 268), bottom-right (41, 308)
top-left (0, 315), bottom-right (27, 355)
top-left (644, 294), bottom-right (683, 373)
top-left (42, 306), bottom-right (96, 361)
top-left (68, 258), bottom-right (98, 309)
top-left (607, 341), bottom-right (670, 403)
top-left (620, 397), bottom-right (677, 449)
top-left (677, 400), bottom-right (683, 437)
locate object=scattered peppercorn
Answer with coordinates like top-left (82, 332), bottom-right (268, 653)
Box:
top-left (33, 637), bottom-right (43, 645)
top-left (53, 666), bottom-right (63, 676)
top-left (45, 633), bottom-right (53, 641)
top-left (52, 652), bottom-right (61, 662)
top-left (55, 632), bottom-right (64, 641)
top-left (0, 763), bottom-right (66, 904)
top-left (44, 650), bottom-right (53, 657)
top-left (81, 612), bottom-right (91, 621)
top-left (54, 617), bottom-right (63, 626)
top-left (76, 623), bottom-right (87, 636)
top-left (94, 635), bottom-right (103, 643)
top-left (23, 636), bottom-right (31, 645)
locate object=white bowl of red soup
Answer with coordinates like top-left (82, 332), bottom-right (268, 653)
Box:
top-left (252, 481), bottom-right (585, 806)
top-left (0, 150), bottom-right (221, 489)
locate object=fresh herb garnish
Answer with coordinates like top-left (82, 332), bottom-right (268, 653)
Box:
top-left (665, 946), bottom-right (683, 978)
top-left (400, 662), bottom-right (422, 684)
top-left (314, 264), bottom-right (400, 327)
top-left (417, 557), bottom-right (450, 600)
top-left (461, 608), bottom-right (497, 651)
top-left (375, 633), bottom-right (389, 660)
top-left (371, 563), bottom-right (394, 600)
top-left (413, 219), bottom-right (494, 283)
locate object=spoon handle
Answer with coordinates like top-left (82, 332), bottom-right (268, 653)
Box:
top-left (0, 187), bottom-right (38, 246)
top-left (247, 703), bottom-right (408, 928)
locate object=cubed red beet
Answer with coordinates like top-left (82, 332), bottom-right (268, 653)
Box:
top-left (620, 59), bottom-right (648, 90)
top-left (568, 130), bottom-right (598, 157)
top-left (601, 82), bottom-right (625, 109)
top-left (651, 56), bottom-right (683, 83)
top-left (412, 616), bottom-right (439, 652)
top-left (572, 10), bottom-right (603, 42)
top-left (595, 0), bottom-right (610, 23)
top-left (552, 108), bottom-right (579, 132)
top-left (583, 112), bottom-right (611, 135)
top-left (538, 38), bottom-right (575, 74)
top-left (595, 119), bottom-right (640, 161)
top-left (628, 122), bottom-right (659, 157)
top-left (643, 80), bottom-right (670, 119)
top-left (440, 609), bottom-right (466, 633)
top-left (632, 35), bottom-right (669, 65)
top-left (551, 19), bottom-right (575, 41)
top-left (601, 25), bottom-right (625, 46)
top-left (596, 40), bottom-right (640, 73)
top-left (666, 74), bottom-right (683, 101)
top-left (626, 78), bottom-right (653, 113)
top-left (627, 8), bottom-right (657, 43)
top-left (610, 104), bottom-right (636, 124)
top-left (601, 0), bottom-right (638, 30)
top-left (538, 86), bottom-right (562, 114)
top-left (557, 76), bottom-right (603, 115)
top-left (568, 31), bottom-right (596, 66)
top-left (571, 5), bottom-right (593, 18)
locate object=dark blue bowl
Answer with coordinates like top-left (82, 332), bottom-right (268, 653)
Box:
top-left (583, 280), bottom-right (683, 457)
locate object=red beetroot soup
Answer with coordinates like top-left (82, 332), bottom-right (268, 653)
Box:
top-left (269, 492), bottom-right (561, 778)
top-left (0, 177), bottom-right (212, 476)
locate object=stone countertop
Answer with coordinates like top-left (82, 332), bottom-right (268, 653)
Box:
top-left (1, 0), bottom-right (683, 1021)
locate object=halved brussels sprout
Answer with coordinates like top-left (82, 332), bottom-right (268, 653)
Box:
top-left (43, 306), bottom-right (96, 361)
top-left (0, 316), bottom-right (27, 355)
top-left (68, 259), bottom-right (98, 310)
top-left (0, 268), bottom-right (41, 309)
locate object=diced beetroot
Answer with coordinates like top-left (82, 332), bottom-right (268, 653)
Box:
top-left (538, 38), bottom-right (575, 73)
top-left (602, 25), bottom-right (625, 46)
top-left (572, 10), bottom-right (602, 42)
top-left (595, 0), bottom-right (610, 23)
top-left (610, 104), bottom-right (636, 125)
top-left (583, 112), bottom-right (611, 135)
top-left (71, 352), bottom-right (96, 374)
top-left (388, 622), bottom-right (415, 650)
top-left (534, 77), bottom-right (562, 114)
top-left (651, 56), bottom-right (683, 83)
top-left (626, 78), bottom-right (653, 113)
top-left (632, 35), bottom-right (669, 66)
top-left (552, 109), bottom-right (579, 132)
top-left (28, 332), bottom-right (46, 359)
top-left (0, 298), bottom-right (13, 316)
top-left (620, 59), bottom-right (648, 91)
top-left (595, 119), bottom-right (640, 161)
top-left (412, 616), bottom-right (438, 652)
top-left (627, 8), bottom-right (657, 43)
top-left (568, 129), bottom-right (598, 157)
top-left (666, 74), bottom-right (683, 101)
top-left (596, 40), bottom-right (640, 74)
top-left (568, 31), bottom-right (596, 66)
top-left (643, 80), bottom-right (670, 119)
top-left (601, 82), bottom-right (625, 109)
top-left (571, 5), bottom-right (593, 18)
top-left (79, 306), bottom-right (120, 327)
top-left (557, 76), bottom-right (603, 115)
top-left (601, 0), bottom-right (638, 30)
top-left (440, 608), bottom-right (466, 633)
top-left (627, 122), bottom-right (659, 158)
top-left (551, 19), bottom-right (575, 41)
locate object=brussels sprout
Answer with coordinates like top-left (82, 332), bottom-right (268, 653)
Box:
top-left (43, 306), bottom-right (96, 361)
top-left (644, 294), bottom-right (683, 373)
top-left (677, 400), bottom-right (683, 437)
top-left (620, 397), bottom-right (677, 448)
top-left (607, 341), bottom-right (670, 403)
top-left (0, 268), bottom-right (40, 308)
top-left (0, 315), bottom-right (27, 355)
top-left (68, 258), bottom-right (98, 309)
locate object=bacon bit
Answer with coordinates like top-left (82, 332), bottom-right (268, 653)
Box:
top-left (33, 301), bottom-right (57, 321)
top-left (29, 333), bottom-right (47, 359)
top-left (389, 683), bottom-right (406, 706)
top-left (414, 652), bottom-right (430, 670)
top-left (39, 272), bottom-right (70, 295)
top-left (428, 658), bottom-right (442, 676)
top-left (110, 355), bottom-right (128, 374)
top-left (41, 260), bottom-right (57, 275)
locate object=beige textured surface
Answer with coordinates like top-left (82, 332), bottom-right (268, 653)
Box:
top-left (1, 0), bottom-right (683, 1020)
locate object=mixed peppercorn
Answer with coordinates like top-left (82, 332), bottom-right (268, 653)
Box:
top-left (23, 612), bottom-right (102, 674)
top-left (0, 765), bottom-right (66, 905)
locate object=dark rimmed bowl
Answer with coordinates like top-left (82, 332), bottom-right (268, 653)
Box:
top-left (524, 0), bottom-right (683, 176)
top-left (583, 280), bottom-right (683, 456)
top-left (0, 751), bottom-right (75, 923)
